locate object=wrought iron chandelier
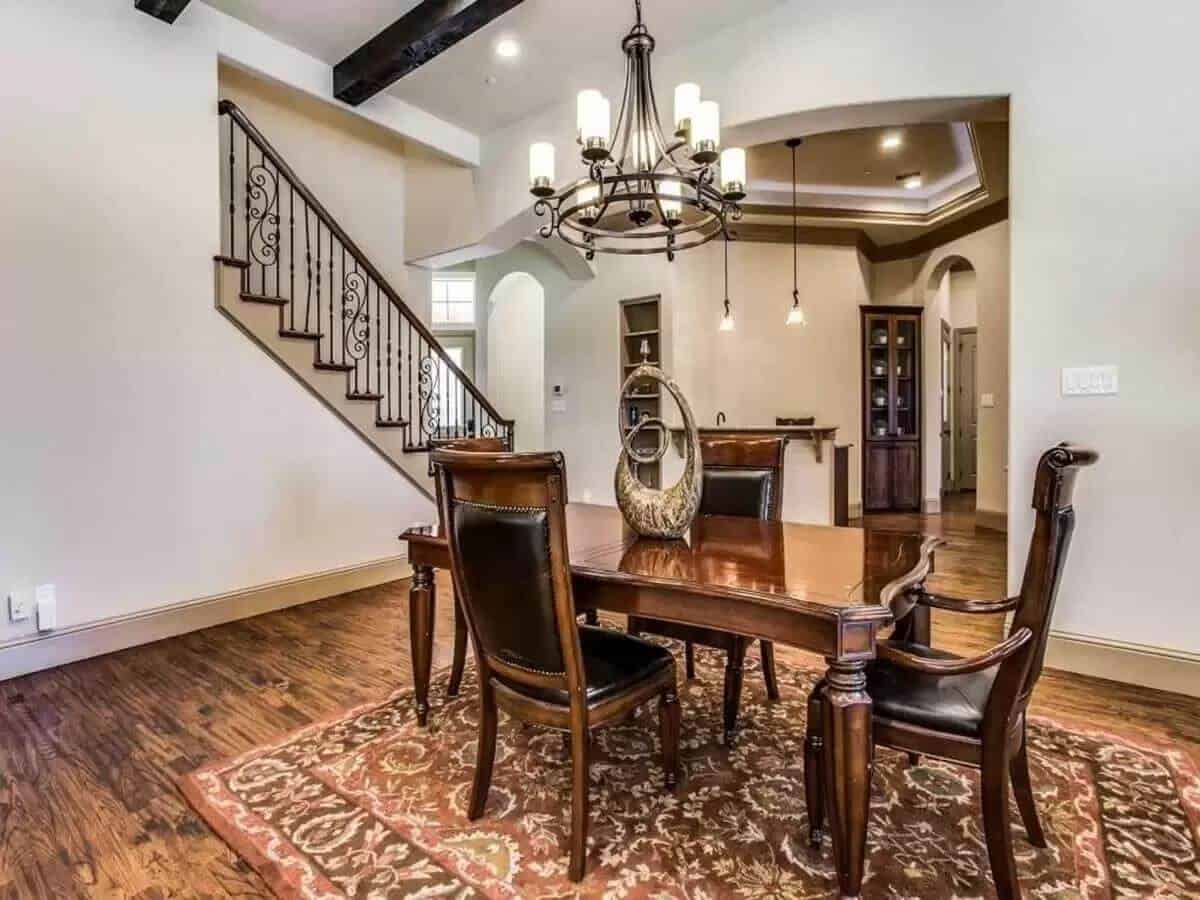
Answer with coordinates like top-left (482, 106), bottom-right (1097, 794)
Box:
top-left (527, 0), bottom-right (746, 261)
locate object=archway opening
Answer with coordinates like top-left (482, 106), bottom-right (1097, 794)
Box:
top-left (922, 252), bottom-right (1009, 531)
top-left (487, 272), bottom-right (546, 451)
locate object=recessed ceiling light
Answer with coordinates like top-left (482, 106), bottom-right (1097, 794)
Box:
top-left (495, 38), bottom-right (521, 59)
top-left (881, 132), bottom-right (903, 151)
top-left (897, 171), bottom-right (922, 190)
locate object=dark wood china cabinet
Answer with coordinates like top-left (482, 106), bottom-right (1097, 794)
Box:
top-left (861, 306), bottom-right (922, 512)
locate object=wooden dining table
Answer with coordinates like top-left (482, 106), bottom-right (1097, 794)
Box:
top-left (400, 503), bottom-right (939, 898)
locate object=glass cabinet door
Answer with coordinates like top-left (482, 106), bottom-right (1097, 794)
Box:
top-left (894, 318), bottom-right (918, 438)
top-left (865, 316), bottom-right (892, 439)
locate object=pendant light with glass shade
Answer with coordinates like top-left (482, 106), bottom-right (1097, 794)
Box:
top-left (527, 0), bottom-right (746, 261)
top-left (785, 138), bottom-right (808, 327)
top-left (719, 232), bottom-right (735, 332)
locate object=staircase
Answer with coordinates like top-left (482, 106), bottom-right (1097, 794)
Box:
top-left (213, 100), bottom-right (512, 497)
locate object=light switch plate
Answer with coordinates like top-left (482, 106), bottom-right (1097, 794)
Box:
top-left (8, 590), bottom-right (32, 623)
top-left (35, 584), bottom-right (56, 632)
top-left (1062, 365), bottom-right (1118, 396)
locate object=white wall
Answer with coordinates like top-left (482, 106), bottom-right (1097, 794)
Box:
top-left (487, 273), bottom-right (546, 451)
top-left (0, 2), bottom-right (434, 654)
top-left (470, 0), bottom-right (1200, 655)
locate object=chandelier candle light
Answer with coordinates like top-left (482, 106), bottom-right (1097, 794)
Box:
top-left (528, 0), bottom-right (746, 260)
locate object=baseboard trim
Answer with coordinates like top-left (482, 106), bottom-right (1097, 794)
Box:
top-left (0, 554), bottom-right (411, 682)
top-left (923, 497), bottom-right (942, 514)
top-left (975, 507), bottom-right (1007, 532)
top-left (1046, 630), bottom-right (1200, 698)
top-left (849, 502), bottom-right (863, 521)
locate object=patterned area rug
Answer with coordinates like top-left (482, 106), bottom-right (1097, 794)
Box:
top-left (181, 644), bottom-right (1200, 898)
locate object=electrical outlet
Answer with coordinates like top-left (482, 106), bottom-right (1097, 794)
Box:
top-left (36, 584), bottom-right (56, 632)
top-left (8, 590), bottom-right (33, 623)
top-left (1062, 365), bottom-right (1118, 396)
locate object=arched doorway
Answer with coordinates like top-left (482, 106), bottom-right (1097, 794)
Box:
top-left (926, 254), bottom-right (984, 508)
top-left (487, 272), bottom-right (545, 451)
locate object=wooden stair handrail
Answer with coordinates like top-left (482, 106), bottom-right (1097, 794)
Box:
top-left (218, 99), bottom-right (512, 433)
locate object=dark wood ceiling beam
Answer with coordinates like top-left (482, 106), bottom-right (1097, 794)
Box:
top-left (334, 0), bottom-right (527, 107)
top-left (134, 0), bottom-right (192, 24)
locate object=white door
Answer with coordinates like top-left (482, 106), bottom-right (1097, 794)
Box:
top-left (955, 329), bottom-right (978, 491)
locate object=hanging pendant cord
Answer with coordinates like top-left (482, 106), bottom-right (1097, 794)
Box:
top-left (635, 0), bottom-right (643, 27)
top-left (792, 141), bottom-right (799, 305)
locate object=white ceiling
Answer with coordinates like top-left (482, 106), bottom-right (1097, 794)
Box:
top-left (202, 0), bottom-right (784, 133)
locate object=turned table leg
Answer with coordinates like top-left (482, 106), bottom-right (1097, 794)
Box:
top-left (822, 658), bottom-right (873, 899)
top-left (409, 564), bottom-right (436, 726)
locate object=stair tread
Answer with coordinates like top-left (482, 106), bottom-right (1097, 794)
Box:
top-left (215, 255), bottom-right (250, 269)
top-left (241, 292), bottom-right (287, 306)
top-left (375, 419), bottom-right (409, 428)
top-left (314, 361), bottom-right (356, 372)
top-left (346, 392), bottom-right (384, 401)
top-left (279, 329), bottom-right (323, 340)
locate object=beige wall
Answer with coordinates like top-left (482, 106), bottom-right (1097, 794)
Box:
top-left (0, 5), bottom-right (433, 659)
top-left (473, 0), bottom-right (1200, 656)
top-left (478, 238), bottom-right (871, 516)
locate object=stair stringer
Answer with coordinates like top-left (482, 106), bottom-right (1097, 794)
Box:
top-left (214, 259), bottom-right (435, 502)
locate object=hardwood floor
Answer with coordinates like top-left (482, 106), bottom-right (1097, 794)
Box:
top-left (1, 496), bottom-right (1197, 897)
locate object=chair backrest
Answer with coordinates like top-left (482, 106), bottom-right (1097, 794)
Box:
top-left (699, 434), bottom-right (787, 521)
top-left (1003, 443), bottom-right (1099, 705)
top-left (433, 449), bottom-right (585, 702)
top-left (427, 436), bottom-right (509, 478)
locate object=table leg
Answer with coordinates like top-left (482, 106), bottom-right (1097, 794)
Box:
top-left (822, 658), bottom-right (872, 899)
top-left (409, 564), bottom-right (436, 727)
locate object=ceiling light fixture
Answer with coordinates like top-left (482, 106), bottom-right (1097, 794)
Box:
top-left (786, 138), bottom-right (807, 327)
top-left (898, 171), bottom-right (922, 190)
top-left (881, 132), bottom-right (903, 151)
top-left (495, 37), bottom-right (521, 59)
top-left (527, 0), bottom-right (744, 261)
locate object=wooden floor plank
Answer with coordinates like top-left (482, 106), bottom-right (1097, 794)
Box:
top-left (0, 497), bottom-right (1196, 895)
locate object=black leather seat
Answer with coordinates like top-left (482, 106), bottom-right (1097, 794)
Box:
top-left (867, 641), bottom-right (997, 737)
top-left (501, 626), bottom-right (674, 706)
top-left (701, 469), bottom-right (774, 519)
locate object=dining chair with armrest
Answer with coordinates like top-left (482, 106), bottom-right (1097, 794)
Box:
top-left (805, 443), bottom-right (1098, 899)
top-left (629, 434), bottom-right (787, 743)
top-left (434, 449), bottom-right (681, 882)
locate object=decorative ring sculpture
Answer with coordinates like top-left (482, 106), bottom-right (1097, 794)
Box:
top-left (614, 360), bottom-right (701, 539)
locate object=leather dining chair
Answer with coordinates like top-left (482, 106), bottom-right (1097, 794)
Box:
top-left (434, 449), bottom-right (681, 882)
top-left (433, 437), bottom-right (602, 699)
top-left (805, 443), bottom-right (1098, 899)
top-left (429, 436), bottom-right (510, 700)
top-left (630, 434), bottom-right (787, 743)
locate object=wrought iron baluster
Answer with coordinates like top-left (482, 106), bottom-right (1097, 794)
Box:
top-left (227, 115), bottom-right (235, 260)
top-left (244, 131), bottom-right (250, 280)
top-left (375, 284), bottom-right (381, 402)
top-left (288, 184), bottom-right (295, 328)
top-left (304, 202), bottom-right (313, 336)
top-left (386, 303), bottom-right (393, 422)
top-left (330, 232), bottom-right (336, 359)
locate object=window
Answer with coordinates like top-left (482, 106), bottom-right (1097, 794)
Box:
top-left (432, 273), bottom-right (476, 326)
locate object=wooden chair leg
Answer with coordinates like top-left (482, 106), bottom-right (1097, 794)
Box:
top-left (447, 595), bottom-right (468, 698)
top-left (659, 687), bottom-right (681, 789)
top-left (567, 728), bottom-right (591, 882)
top-left (468, 681), bottom-right (498, 820)
top-left (722, 638), bottom-right (749, 745)
top-left (981, 744), bottom-right (1021, 900)
top-left (685, 642), bottom-right (696, 680)
top-left (1010, 727), bottom-right (1047, 848)
top-left (760, 640), bottom-right (781, 701)
top-left (804, 684), bottom-right (826, 847)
